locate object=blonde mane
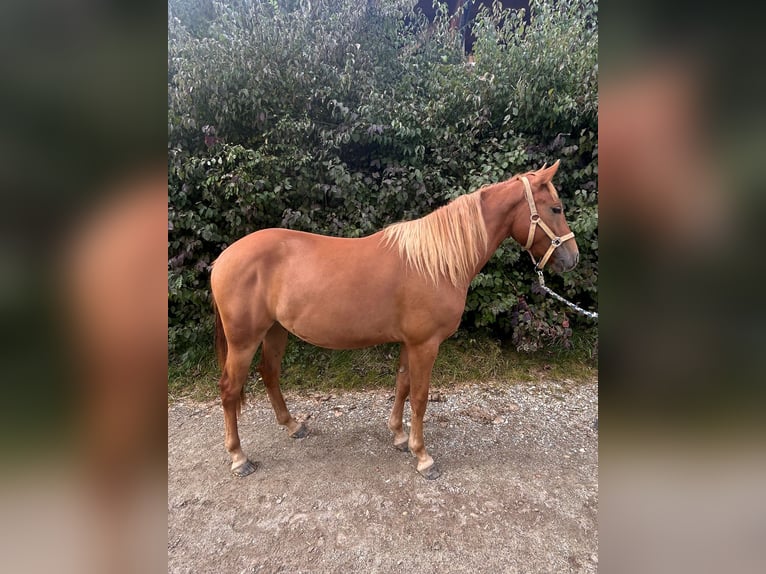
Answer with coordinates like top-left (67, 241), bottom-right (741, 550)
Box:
top-left (381, 191), bottom-right (488, 287)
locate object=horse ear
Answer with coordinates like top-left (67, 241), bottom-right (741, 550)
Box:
top-left (538, 159), bottom-right (561, 183)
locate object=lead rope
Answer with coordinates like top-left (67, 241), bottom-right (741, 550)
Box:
top-left (536, 270), bottom-right (598, 321)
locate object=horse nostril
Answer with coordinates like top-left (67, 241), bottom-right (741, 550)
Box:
top-left (570, 252), bottom-right (579, 269)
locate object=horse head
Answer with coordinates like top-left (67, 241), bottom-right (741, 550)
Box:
top-left (514, 160), bottom-right (579, 274)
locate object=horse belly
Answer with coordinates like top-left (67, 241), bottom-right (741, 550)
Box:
top-left (276, 283), bottom-right (401, 350)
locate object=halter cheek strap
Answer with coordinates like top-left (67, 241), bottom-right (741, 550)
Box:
top-left (520, 176), bottom-right (575, 271)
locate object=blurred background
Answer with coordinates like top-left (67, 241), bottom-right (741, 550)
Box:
top-left (0, 0), bottom-right (764, 573)
top-left (0, 1), bottom-right (167, 573)
top-left (599, 1), bottom-right (766, 572)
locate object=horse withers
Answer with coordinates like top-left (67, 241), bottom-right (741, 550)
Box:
top-left (210, 160), bottom-right (578, 479)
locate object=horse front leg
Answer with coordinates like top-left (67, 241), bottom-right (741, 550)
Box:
top-left (406, 340), bottom-right (441, 480)
top-left (388, 344), bottom-right (410, 451)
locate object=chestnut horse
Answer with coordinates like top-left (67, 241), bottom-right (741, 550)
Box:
top-left (211, 160), bottom-right (578, 479)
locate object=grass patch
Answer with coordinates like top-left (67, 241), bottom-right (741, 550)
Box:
top-left (169, 327), bottom-right (597, 402)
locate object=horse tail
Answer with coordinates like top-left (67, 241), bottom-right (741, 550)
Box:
top-left (213, 295), bottom-right (246, 415)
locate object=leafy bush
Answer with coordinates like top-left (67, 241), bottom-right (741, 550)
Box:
top-left (168, 0), bottom-right (598, 356)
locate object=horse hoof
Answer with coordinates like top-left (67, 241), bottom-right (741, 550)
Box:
top-left (231, 459), bottom-right (258, 478)
top-left (394, 440), bottom-right (409, 452)
top-left (290, 423), bottom-right (309, 439)
top-left (419, 464), bottom-right (442, 481)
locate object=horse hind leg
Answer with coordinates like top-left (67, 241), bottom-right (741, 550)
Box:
top-left (219, 341), bottom-right (262, 477)
top-left (258, 323), bottom-right (308, 439)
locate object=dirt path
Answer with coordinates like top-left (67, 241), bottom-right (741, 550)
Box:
top-left (168, 380), bottom-right (598, 573)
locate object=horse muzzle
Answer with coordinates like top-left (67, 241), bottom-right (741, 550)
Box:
top-left (551, 248), bottom-right (579, 273)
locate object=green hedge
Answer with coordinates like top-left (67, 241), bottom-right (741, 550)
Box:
top-left (168, 0), bottom-right (598, 356)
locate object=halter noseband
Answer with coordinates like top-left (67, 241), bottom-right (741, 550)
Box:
top-left (520, 176), bottom-right (575, 272)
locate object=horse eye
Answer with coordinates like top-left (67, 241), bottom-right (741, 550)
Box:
top-left (552, 206), bottom-right (562, 214)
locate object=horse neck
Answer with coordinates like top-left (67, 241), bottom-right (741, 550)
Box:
top-left (477, 180), bottom-right (528, 267)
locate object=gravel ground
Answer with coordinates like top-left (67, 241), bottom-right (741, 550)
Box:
top-left (168, 379), bottom-right (598, 573)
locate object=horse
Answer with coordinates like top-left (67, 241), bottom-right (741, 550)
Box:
top-left (210, 160), bottom-right (578, 480)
